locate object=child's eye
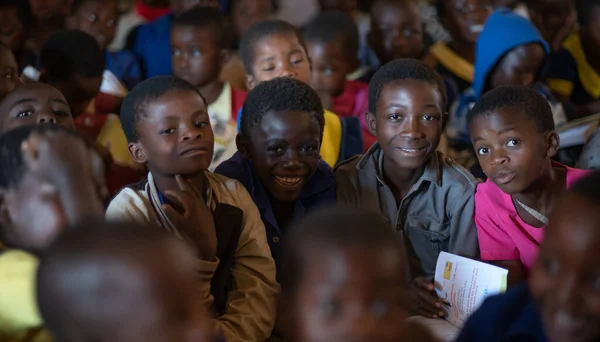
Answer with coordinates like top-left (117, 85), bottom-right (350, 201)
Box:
top-left (300, 145), bottom-right (318, 153)
top-left (87, 14), bottom-right (98, 23)
top-left (196, 121), bottom-right (209, 128)
top-left (388, 114), bottom-right (401, 121)
top-left (192, 49), bottom-right (201, 57)
top-left (54, 110), bottom-right (71, 117)
top-left (477, 147), bottom-right (490, 155)
top-left (422, 114), bottom-right (439, 121)
top-left (319, 299), bottom-right (341, 317)
top-left (160, 128), bottom-right (175, 135)
top-left (267, 146), bottom-right (284, 154)
top-left (291, 59), bottom-right (304, 65)
top-left (172, 49), bottom-right (182, 57)
top-left (403, 27), bottom-right (419, 36)
top-left (262, 66), bottom-right (275, 72)
top-left (106, 20), bottom-right (115, 28)
top-left (506, 139), bottom-right (520, 148)
top-left (4, 72), bottom-right (15, 80)
top-left (16, 110), bottom-right (33, 118)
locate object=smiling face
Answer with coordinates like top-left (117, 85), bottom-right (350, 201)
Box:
top-left (470, 107), bottom-right (558, 194)
top-left (489, 44), bottom-right (546, 90)
top-left (130, 90), bottom-right (214, 178)
top-left (67, 0), bottom-right (118, 51)
top-left (368, 1), bottom-right (423, 63)
top-left (171, 25), bottom-right (222, 89)
top-left (530, 193), bottom-right (600, 342)
top-left (244, 110), bottom-right (321, 202)
top-left (246, 33), bottom-right (312, 90)
top-left (290, 244), bottom-right (409, 342)
top-left (529, 0), bottom-right (575, 49)
top-left (441, 0), bottom-right (492, 44)
top-left (307, 39), bottom-right (353, 97)
top-left (366, 80), bottom-right (444, 171)
top-left (0, 83), bottom-right (73, 133)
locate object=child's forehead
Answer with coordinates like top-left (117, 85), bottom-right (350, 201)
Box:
top-left (254, 33), bottom-right (305, 56)
top-left (254, 110), bottom-right (321, 135)
top-left (377, 79), bottom-right (444, 106)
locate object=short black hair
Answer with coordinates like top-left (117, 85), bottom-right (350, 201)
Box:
top-left (0, 125), bottom-right (83, 189)
top-left (576, 0), bottom-right (600, 27)
top-left (172, 6), bottom-right (233, 49)
top-left (303, 11), bottom-right (359, 59)
top-left (36, 221), bottom-right (177, 341)
top-left (240, 77), bottom-right (325, 140)
top-left (239, 19), bottom-right (307, 75)
top-left (70, 0), bottom-right (116, 15)
top-left (121, 75), bottom-right (205, 143)
top-left (368, 58), bottom-right (447, 114)
top-left (467, 85), bottom-right (554, 133)
top-left (0, 0), bottom-right (33, 31)
top-left (40, 30), bottom-right (105, 83)
top-left (280, 206), bottom-right (404, 295)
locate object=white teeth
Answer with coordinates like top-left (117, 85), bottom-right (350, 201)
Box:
top-left (274, 176), bottom-right (303, 186)
top-left (470, 24), bottom-right (484, 33)
top-left (400, 147), bottom-right (425, 153)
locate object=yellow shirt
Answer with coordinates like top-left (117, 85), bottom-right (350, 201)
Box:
top-left (321, 110), bottom-right (343, 167)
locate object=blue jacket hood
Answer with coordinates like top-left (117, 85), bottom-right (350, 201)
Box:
top-left (473, 9), bottom-right (549, 99)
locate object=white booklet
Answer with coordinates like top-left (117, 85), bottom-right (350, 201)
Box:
top-left (433, 252), bottom-right (508, 328)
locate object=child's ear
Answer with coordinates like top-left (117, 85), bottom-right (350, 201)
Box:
top-left (546, 131), bottom-right (560, 158)
top-left (245, 74), bottom-right (257, 91)
top-left (365, 111), bottom-right (377, 136)
top-left (128, 142), bottom-right (147, 164)
top-left (236, 134), bottom-right (251, 159)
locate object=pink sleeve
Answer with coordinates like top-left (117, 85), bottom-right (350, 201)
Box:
top-left (474, 190), bottom-right (520, 261)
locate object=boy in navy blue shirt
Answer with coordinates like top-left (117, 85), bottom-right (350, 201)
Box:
top-left (456, 172), bottom-right (600, 342)
top-left (215, 77), bottom-right (336, 275)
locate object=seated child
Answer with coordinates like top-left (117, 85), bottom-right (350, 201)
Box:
top-left (365, 0), bottom-right (424, 83)
top-left (106, 75), bottom-right (279, 342)
top-left (0, 1), bottom-right (37, 73)
top-left (469, 85), bottom-right (589, 285)
top-left (171, 6), bottom-right (247, 171)
top-left (448, 9), bottom-right (566, 169)
top-left (27, 0), bottom-right (68, 54)
top-left (527, 0), bottom-right (576, 52)
top-left (126, 0), bottom-right (220, 78)
top-left (304, 11), bottom-right (374, 151)
top-left (220, 0), bottom-right (276, 91)
top-left (424, 0), bottom-right (491, 110)
top-left (39, 29), bottom-right (141, 171)
top-left (67, 0), bottom-right (143, 90)
top-left (215, 77), bottom-right (336, 275)
top-left (37, 221), bottom-right (221, 342)
top-left (546, 0), bottom-right (600, 119)
top-left (0, 42), bottom-right (23, 99)
top-left (279, 206), bottom-right (437, 342)
top-left (335, 59), bottom-right (479, 318)
top-left (456, 171), bottom-right (600, 342)
top-left (238, 19), bottom-right (364, 167)
top-left (0, 125), bottom-right (106, 341)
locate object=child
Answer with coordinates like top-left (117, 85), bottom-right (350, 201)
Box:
top-left (238, 19), bottom-right (364, 167)
top-left (546, 0), bottom-right (600, 119)
top-left (67, 0), bottom-right (143, 90)
top-left (37, 221), bottom-right (220, 342)
top-left (0, 125), bottom-right (106, 341)
top-left (28, 0), bottom-right (68, 54)
top-left (367, 0), bottom-right (424, 78)
top-left (456, 171), bottom-right (600, 342)
top-left (0, 82), bottom-right (74, 133)
top-left (304, 11), bottom-right (374, 151)
top-left (447, 9), bottom-right (565, 169)
top-left (221, 0), bottom-right (276, 91)
top-left (106, 75), bottom-right (278, 342)
top-left (469, 85), bottom-right (588, 285)
top-left (527, 0), bottom-right (576, 52)
top-left (171, 6), bottom-right (246, 171)
top-left (0, 42), bottom-right (23, 99)
top-left (126, 0), bottom-right (220, 78)
top-left (0, 1), bottom-right (36, 73)
top-left (279, 206), bottom-right (437, 342)
top-left (335, 59), bottom-right (479, 318)
top-left (39, 30), bottom-right (140, 172)
top-left (424, 0), bottom-right (491, 110)
top-left (215, 77), bottom-right (336, 275)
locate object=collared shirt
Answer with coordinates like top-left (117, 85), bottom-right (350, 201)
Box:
top-left (547, 33), bottom-right (600, 107)
top-left (215, 152), bottom-right (336, 272)
top-left (455, 284), bottom-right (548, 342)
top-left (335, 143), bottom-right (479, 280)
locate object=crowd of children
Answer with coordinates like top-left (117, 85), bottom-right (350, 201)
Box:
top-left (2, 0), bottom-right (600, 341)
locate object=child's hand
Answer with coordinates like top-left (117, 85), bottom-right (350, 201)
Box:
top-left (162, 175), bottom-right (217, 261)
top-left (410, 277), bottom-right (445, 319)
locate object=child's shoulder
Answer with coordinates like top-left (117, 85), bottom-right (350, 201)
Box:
top-left (206, 172), bottom-right (254, 207)
top-left (436, 152), bottom-right (479, 190)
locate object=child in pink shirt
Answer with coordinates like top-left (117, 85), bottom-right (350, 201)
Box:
top-left (469, 86), bottom-right (589, 285)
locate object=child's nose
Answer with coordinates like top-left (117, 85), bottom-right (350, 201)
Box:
top-left (37, 113), bottom-right (57, 124)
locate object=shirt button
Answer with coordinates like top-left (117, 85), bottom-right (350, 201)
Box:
top-left (273, 237), bottom-right (280, 243)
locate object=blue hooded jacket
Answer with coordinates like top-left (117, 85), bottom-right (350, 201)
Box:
top-left (448, 9), bottom-right (551, 144)
top-left (472, 9), bottom-right (550, 99)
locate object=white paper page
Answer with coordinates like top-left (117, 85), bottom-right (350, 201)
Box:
top-left (433, 252), bottom-right (508, 328)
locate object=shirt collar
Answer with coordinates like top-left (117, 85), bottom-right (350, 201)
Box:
top-left (357, 143), bottom-right (442, 187)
